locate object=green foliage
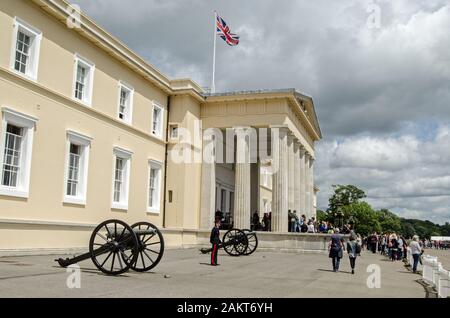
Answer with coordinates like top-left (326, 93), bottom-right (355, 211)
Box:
top-left (401, 222), bottom-right (415, 238)
top-left (328, 185), bottom-right (366, 215)
top-left (324, 184), bottom-right (447, 239)
top-left (376, 209), bottom-right (402, 233)
top-left (316, 209), bottom-right (328, 223)
top-left (341, 202), bottom-right (381, 236)
top-left (399, 218), bottom-right (442, 239)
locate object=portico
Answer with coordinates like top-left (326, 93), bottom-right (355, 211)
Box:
top-left (197, 89), bottom-right (322, 233)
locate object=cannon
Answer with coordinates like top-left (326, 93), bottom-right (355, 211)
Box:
top-left (200, 228), bottom-right (258, 257)
top-left (55, 219), bottom-right (164, 275)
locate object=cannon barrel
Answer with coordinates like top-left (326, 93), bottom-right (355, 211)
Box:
top-left (56, 244), bottom-right (110, 267)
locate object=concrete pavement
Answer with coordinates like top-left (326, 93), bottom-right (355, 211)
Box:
top-left (0, 249), bottom-right (426, 298)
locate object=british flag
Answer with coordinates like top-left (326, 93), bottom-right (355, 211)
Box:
top-left (216, 13), bottom-right (239, 46)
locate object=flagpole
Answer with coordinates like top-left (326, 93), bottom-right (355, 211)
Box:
top-left (211, 10), bottom-right (217, 94)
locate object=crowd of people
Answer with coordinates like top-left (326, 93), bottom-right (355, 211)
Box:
top-left (363, 232), bottom-right (409, 261)
top-left (214, 208), bottom-right (355, 234)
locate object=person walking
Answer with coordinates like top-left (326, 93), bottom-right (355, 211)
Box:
top-left (410, 235), bottom-right (422, 273)
top-left (329, 229), bottom-right (345, 272)
top-left (347, 234), bottom-right (360, 274)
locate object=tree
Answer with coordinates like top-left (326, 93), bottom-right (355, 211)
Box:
top-left (316, 209), bottom-right (330, 223)
top-left (341, 202), bottom-right (381, 236)
top-left (402, 223), bottom-right (415, 239)
top-left (328, 185), bottom-right (366, 215)
top-left (377, 209), bottom-right (401, 233)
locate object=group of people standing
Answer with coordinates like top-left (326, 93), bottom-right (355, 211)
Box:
top-left (287, 210), bottom-right (317, 233)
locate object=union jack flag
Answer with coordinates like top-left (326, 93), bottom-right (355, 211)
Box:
top-left (216, 13), bottom-right (239, 46)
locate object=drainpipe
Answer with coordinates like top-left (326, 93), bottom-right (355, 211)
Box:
top-left (162, 95), bottom-right (171, 228)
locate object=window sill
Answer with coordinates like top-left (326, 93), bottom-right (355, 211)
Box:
top-left (63, 196), bottom-right (86, 206)
top-left (10, 68), bottom-right (37, 83)
top-left (72, 96), bottom-right (92, 108)
top-left (146, 207), bottom-right (160, 214)
top-left (151, 132), bottom-right (164, 141)
top-left (118, 117), bottom-right (132, 126)
top-left (111, 203), bottom-right (128, 211)
top-left (0, 187), bottom-right (29, 199)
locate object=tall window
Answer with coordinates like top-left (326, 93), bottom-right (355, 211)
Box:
top-left (112, 147), bottom-right (132, 210)
top-left (11, 18), bottom-right (42, 80)
top-left (221, 189), bottom-right (227, 213)
top-left (75, 65), bottom-right (86, 100)
top-left (66, 143), bottom-right (81, 196)
top-left (148, 160), bottom-right (162, 213)
top-left (229, 192), bottom-right (234, 214)
top-left (113, 157), bottom-right (123, 202)
top-left (0, 108), bottom-right (37, 198)
top-left (2, 125), bottom-right (23, 187)
top-left (15, 32), bottom-right (30, 74)
top-left (64, 131), bottom-right (91, 205)
top-left (117, 83), bottom-right (134, 124)
top-left (73, 55), bottom-right (95, 105)
top-left (151, 103), bottom-right (163, 138)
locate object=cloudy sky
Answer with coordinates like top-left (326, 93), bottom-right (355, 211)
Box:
top-left (70, 0), bottom-right (450, 224)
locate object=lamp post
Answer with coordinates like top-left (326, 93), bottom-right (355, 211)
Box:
top-left (335, 206), bottom-right (344, 231)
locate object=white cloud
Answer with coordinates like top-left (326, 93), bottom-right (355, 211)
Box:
top-left (315, 122), bottom-right (450, 223)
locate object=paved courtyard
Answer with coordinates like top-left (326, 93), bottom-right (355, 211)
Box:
top-left (0, 248), bottom-right (426, 298)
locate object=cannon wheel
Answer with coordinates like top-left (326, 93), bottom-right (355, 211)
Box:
top-left (242, 229), bottom-right (258, 256)
top-left (128, 222), bottom-right (165, 272)
top-left (222, 229), bottom-right (248, 256)
top-left (89, 219), bottom-right (139, 275)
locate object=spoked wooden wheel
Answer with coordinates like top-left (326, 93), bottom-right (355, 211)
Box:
top-left (242, 229), bottom-right (258, 256)
top-left (89, 219), bottom-right (138, 275)
top-left (129, 222), bottom-right (165, 272)
top-left (223, 229), bottom-right (248, 256)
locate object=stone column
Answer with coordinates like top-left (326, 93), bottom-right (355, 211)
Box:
top-left (293, 140), bottom-right (301, 215)
top-left (305, 152), bottom-right (311, 218)
top-left (200, 133), bottom-right (216, 229)
top-left (309, 156), bottom-right (315, 219)
top-left (287, 134), bottom-right (295, 212)
top-left (233, 127), bottom-right (251, 229)
top-left (271, 126), bottom-right (289, 232)
top-left (299, 146), bottom-right (306, 217)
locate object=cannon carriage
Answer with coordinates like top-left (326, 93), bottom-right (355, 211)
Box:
top-left (200, 228), bottom-right (258, 257)
top-left (56, 219), bottom-right (164, 275)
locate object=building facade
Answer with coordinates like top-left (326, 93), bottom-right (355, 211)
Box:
top-left (0, 0), bottom-right (321, 254)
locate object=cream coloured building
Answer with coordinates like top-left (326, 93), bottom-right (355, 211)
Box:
top-left (0, 0), bottom-right (321, 254)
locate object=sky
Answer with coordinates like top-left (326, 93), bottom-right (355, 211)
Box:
top-left (70, 0), bottom-right (450, 224)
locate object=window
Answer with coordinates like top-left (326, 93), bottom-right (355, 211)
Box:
top-left (111, 147), bottom-right (132, 210)
top-left (169, 124), bottom-right (179, 140)
top-left (261, 167), bottom-right (271, 189)
top-left (64, 131), bottom-right (91, 205)
top-left (10, 18), bottom-right (42, 80)
top-left (117, 82), bottom-right (134, 124)
top-left (148, 160), bottom-right (162, 213)
top-left (73, 55), bottom-right (95, 105)
top-left (221, 189), bottom-right (227, 213)
top-left (0, 107), bottom-right (38, 198)
top-left (229, 192), bottom-right (234, 214)
top-left (66, 143), bottom-right (81, 196)
top-left (151, 103), bottom-right (164, 138)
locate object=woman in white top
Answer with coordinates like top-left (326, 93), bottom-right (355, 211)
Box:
top-left (307, 222), bottom-right (315, 233)
top-left (409, 235), bottom-right (422, 273)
